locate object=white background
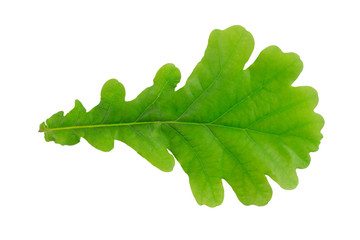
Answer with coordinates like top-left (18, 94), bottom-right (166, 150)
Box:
top-left (0, 0), bottom-right (359, 239)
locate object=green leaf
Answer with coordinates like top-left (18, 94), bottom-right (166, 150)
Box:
top-left (39, 25), bottom-right (324, 207)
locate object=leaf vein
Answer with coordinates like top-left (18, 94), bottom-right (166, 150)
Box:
top-left (167, 124), bottom-right (218, 203)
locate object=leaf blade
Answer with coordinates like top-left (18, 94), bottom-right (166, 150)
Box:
top-left (40, 25), bottom-right (324, 207)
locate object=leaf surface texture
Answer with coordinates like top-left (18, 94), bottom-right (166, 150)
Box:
top-left (40, 26), bottom-right (324, 207)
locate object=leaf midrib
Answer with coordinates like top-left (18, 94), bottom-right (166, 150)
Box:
top-left (40, 120), bottom-right (316, 146)
top-left (40, 121), bottom-right (238, 132)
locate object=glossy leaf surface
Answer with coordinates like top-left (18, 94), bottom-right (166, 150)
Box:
top-left (39, 26), bottom-right (324, 207)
